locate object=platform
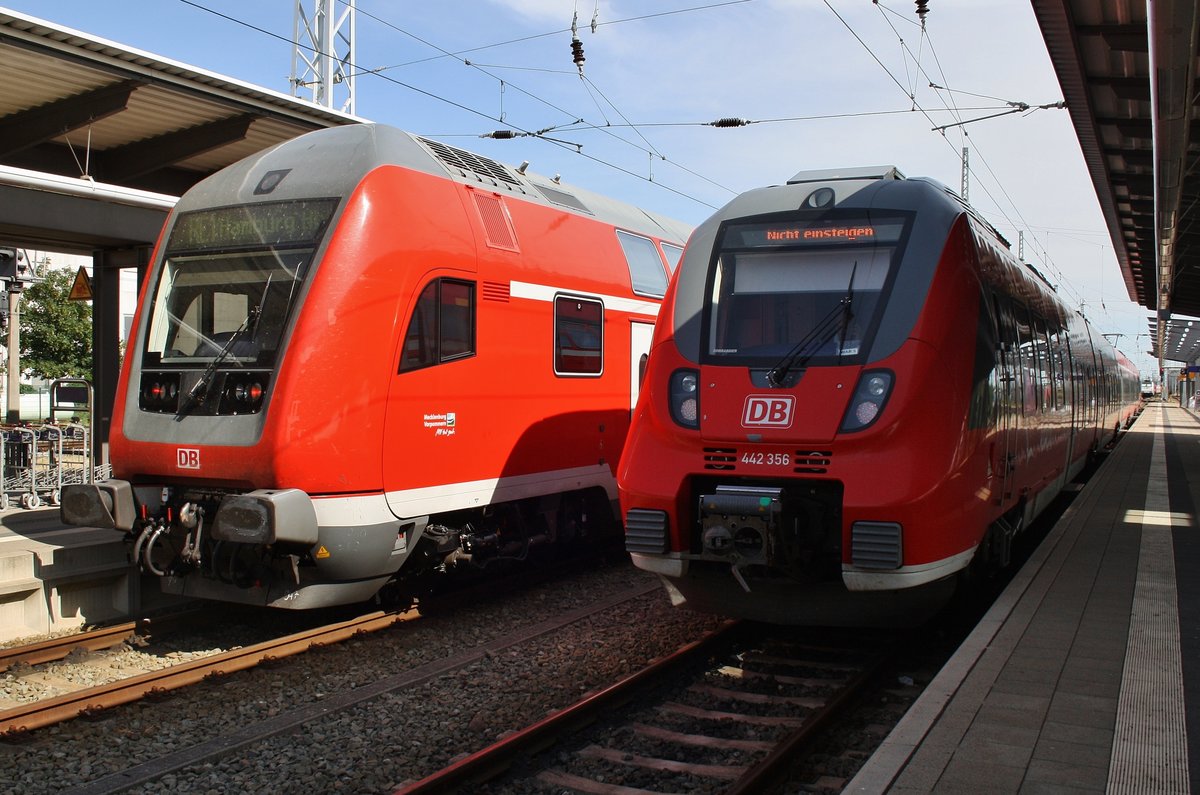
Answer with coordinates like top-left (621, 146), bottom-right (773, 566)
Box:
top-left (849, 401), bottom-right (1196, 793)
top-left (0, 507), bottom-right (138, 641)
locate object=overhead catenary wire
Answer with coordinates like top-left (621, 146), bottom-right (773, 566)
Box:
top-left (836, 0), bottom-right (1084, 311)
top-left (174, 0), bottom-right (724, 209)
top-left (872, 0), bottom-right (1071, 259)
top-left (333, 0), bottom-right (737, 199)
top-left (177, 0), bottom-right (1102, 272)
top-left (178, 0), bottom-right (1012, 218)
top-left (545, 106), bottom-right (1017, 130)
top-left (346, 0), bottom-right (755, 75)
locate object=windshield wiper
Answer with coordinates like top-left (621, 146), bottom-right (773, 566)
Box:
top-left (174, 306), bottom-right (260, 420)
top-left (766, 263), bottom-right (857, 388)
top-left (175, 280), bottom-right (270, 420)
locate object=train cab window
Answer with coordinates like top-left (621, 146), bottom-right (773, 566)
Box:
top-left (145, 250), bottom-right (310, 366)
top-left (705, 217), bottom-right (905, 365)
top-left (145, 198), bottom-right (336, 368)
top-left (616, 230), bottom-right (668, 298)
top-left (708, 249), bottom-right (889, 361)
top-left (554, 296), bottom-right (603, 376)
top-left (399, 279), bottom-right (476, 373)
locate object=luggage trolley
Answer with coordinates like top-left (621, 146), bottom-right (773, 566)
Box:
top-left (32, 378), bottom-right (105, 509)
top-left (56, 423), bottom-right (93, 490)
top-left (2, 425), bottom-right (36, 509)
top-left (31, 423), bottom-right (62, 507)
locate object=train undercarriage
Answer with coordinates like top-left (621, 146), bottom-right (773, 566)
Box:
top-left (62, 480), bottom-right (616, 609)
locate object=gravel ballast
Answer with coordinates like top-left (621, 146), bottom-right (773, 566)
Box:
top-left (0, 562), bottom-right (725, 795)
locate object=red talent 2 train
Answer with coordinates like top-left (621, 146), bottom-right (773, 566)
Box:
top-left (61, 123), bottom-right (690, 608)
top-left (618, 166), bottom-right (1141, 626)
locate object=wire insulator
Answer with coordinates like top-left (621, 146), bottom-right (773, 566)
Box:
top-left (571, 37), bottom-right (586, 69)
top-left (709, 117), bottom-right (749, 128)
top-left (481, 130), bottom-right (518, 139)
top-left (915, 0), bottom-right (929, 23)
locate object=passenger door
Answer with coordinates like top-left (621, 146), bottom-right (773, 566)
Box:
top-left (630, 321), bottom-right (654, 414)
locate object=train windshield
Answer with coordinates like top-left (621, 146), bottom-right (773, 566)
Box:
top-left (143, 199), bottom-right (336, 367)
top-left (706, 216), bottom-right (907, 365)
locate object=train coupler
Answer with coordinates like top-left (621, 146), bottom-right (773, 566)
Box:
top-left (698, 484), bottom-right (782, 563)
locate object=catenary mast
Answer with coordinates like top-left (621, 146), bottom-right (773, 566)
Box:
top-left (290, 0), bottom-right (356, 114)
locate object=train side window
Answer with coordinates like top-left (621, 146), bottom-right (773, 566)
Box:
top-left (616, 230), bottom-right (668, 298)
top-left (992, 294), bottom-right (1024, 418)
top-left (555, 295), bottom-right (603, 376)
top-left (1033, 316), bottom-right (1052, 412)
top-left (1051, 328), bottom-right (1068, 409)
top-left (1014, 302), bottom-right (1039, 415)
top-left (439, 280), bottom-right (475, 359)
top-left (661, 242), bottom-right (684, 274)
top-left (399, 278), bottom-right (476, 373)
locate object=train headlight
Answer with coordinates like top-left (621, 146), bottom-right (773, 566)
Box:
top-left (865, 374), bottom-right (889, 397)
top-left (60, 479), bottom-right (136, 532)
top-left (212, 488), bottom-right (318, 545)
top-left (669, 368), bottom-right (700, 429)
top-left (840, 369), bottom-right (894, 433)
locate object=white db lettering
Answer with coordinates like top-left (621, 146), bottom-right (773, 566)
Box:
top-left (742, 396), bottom-right (795, 428)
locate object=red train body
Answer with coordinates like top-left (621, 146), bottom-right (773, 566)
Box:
top-left (62, 123), bottom-right (689, 608)
top-left (618, 167), bottom-right (1141, 626)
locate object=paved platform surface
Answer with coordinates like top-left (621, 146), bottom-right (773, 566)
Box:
top-left (848, 401), bottom-right (1196, 793)
top-left (0, 504), bottom-right (134, 640)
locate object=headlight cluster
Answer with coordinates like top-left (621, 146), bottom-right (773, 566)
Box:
top-left (139, 373), bottom-right (181, 412)
top-left (221, 374), bottom-right (268, 413)
top-left (139, 370), bottom-right (269, 415)
top-left (669, 368), bottom-right (699, 429)
top-left (840, 369), bottom-right (894, 432)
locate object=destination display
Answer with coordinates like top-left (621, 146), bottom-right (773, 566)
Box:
top-left (724, 216), bottom-right (907, 248)
top-left (167, 198), bottom-right (338, 252)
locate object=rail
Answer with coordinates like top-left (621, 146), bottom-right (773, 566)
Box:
top-left (397, 625), bottom-right (896, 794)
top-left (0, 608), bottom-right (417, 737)
top-left (396, 619), bottom-right (743, 794)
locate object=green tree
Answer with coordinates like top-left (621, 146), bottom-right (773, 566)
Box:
top-left (19, 267), bottom-right (91, 379)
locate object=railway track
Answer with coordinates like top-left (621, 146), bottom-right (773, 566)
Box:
top-left (0, 621), bottom-right (145, 674)
top-left (399, 625), bottom-right (896, 794)
top-left (12, 575), bottom-right (679, 795)
top-left (0, 608), bottom-right (417, 738)
top-left (0, 541), bottom-right (629, 739)
top-left (0, 608), bottom-right (216, 675)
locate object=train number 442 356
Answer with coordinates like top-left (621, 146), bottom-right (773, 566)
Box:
top-left (741, 451), bottom-right (791, 466)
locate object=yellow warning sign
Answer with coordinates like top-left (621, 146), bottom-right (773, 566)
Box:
top-left (68, 267), bottom-right (93, 301)
top-left (315, 545), bottom-right (331, 559)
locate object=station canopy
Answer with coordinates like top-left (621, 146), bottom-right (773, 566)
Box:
top-left (0, 8), bottom-right (361, 252)
top-left (1033, 0), bottom-right (1198, 363)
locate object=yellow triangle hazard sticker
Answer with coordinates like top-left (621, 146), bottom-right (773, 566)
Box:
top-left (315, 545), bottom-right (331, 559)
top-left (68, 267), bottom-right (93, 301)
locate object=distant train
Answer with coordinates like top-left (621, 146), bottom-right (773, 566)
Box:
top-left (61, 123), bottom-right (690, 608)
top-left (618, 166), bottom-right (1141, 626)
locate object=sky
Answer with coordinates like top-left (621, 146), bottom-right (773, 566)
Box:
top-left (1, 0), bottom-right (1160, 377)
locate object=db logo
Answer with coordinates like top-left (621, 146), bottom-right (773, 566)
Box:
top-left (742, 395), bottom-right (795, 428)
top-left (176, 448), bottom-right (201, 470)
